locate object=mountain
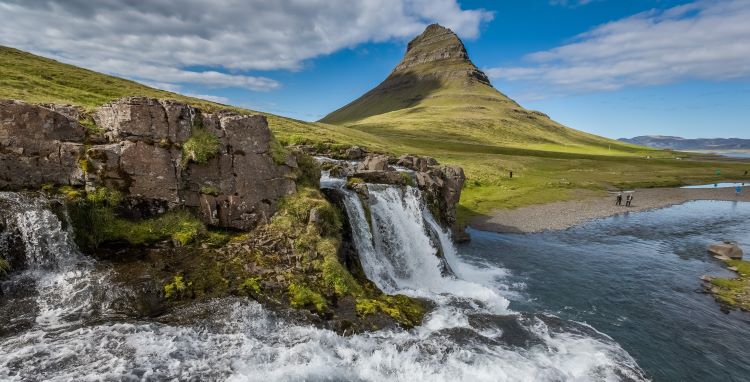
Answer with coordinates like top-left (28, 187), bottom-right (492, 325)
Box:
top-left (321, 24), bottom-right (638, 154)
top-left (619, 136), bottom-right (750, 151)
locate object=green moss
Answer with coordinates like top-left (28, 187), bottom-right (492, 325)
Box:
top-left (203, 230), bottom-right (233, 248)
top-left (355, 295), bottom-right (425, 327)
top-left (321, 242), bottom-right (363, 296)
top-left (67, 187), bottom-right (204, 249)
top-left (241, 277), bottom-right (262, 295)
top-left (0, 256), bottom-right (9, 275)
top-left (164, 275), bottom-right (190, 299)
top-left (199, 185), bottom-right (220, 196)
top-left (58, 185), bottom-right (83, 200)
top-left (708, 259), bottom-right (750, 311)
top-left (347, 177), bottom-right (365, 188)
top-left (182, 128), bottom-right (221, 165)
top-left (288, 283), bottom-right (327, 312)
top-left (77, 158), bottom-right (93, 173)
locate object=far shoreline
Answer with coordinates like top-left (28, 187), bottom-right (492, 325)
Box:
top-left (469, 184), bottom-right (750, 234)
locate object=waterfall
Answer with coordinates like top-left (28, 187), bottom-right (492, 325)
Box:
top-left (0, 176), bottom-right (647, 381)
top-left (0, 192), bottom-right (104, 328)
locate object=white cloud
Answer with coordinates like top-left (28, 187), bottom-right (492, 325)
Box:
top-left (0, 0), bottom-right (492, 93)
top-left (486, 0), bottom-right (750, 97)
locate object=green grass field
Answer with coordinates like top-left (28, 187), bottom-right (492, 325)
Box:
top-left (2, 44), bottom-right (748, 225)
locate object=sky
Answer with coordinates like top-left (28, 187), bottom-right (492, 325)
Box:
top-left (0, 0), bottom-right (748, 139)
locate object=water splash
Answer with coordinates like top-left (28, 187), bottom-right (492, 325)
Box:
top-left (0, 192), bottom-right (105, 329)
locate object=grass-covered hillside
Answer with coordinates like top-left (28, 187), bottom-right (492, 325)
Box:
top-left (0, 45), bottom-right (390, 152)
top-left (2, 44), bottom-right (747, 225)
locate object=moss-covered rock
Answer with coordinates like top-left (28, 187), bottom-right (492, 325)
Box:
top-left (706, 259), bottom-right (750, 311)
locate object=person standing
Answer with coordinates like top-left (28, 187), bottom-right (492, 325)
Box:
top-left (509, 170), bottom-right (513, 179)
top-left (626, 193), bottom-right (633, 207)
top-left (616, 192), bottom-right (623, 206)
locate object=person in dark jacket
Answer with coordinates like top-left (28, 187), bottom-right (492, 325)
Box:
top-left (616, 192), bottom-right (623, 206)
top-left (625, 193), bottom-right (633, 207)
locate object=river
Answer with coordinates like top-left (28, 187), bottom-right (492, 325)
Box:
top-left (0, 184), bottom-right (747, 380)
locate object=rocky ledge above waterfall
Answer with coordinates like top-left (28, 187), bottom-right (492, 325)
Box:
top-left (320, 152), bottom-right (467, 239)
top-left (0, 97), bottom-right (296, 230)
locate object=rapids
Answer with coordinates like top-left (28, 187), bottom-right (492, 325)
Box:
top-left (0, 175), bottom-right (648, 381)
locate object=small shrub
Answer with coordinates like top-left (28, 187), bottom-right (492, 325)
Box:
top-left (294, 153), bottom-right (321, 188)
top-left (182, 128), bottom-right (221, 165)
top-left (164, 275), bottom-right (189, 299)
top-left (270, 136), bottom-right (289, 165)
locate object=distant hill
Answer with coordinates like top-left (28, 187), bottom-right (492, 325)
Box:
top-left (0, 45), bottom-right (392, 151)
top-left (321, 24), bottom-right (642, 155)
top-left (619, 136), bottom-right (750, 151)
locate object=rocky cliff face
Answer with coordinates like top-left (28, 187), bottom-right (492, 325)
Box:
top-left (0, 97), bottom-right (296, 230)
top-left (325, 152), bottom-right (466, 229)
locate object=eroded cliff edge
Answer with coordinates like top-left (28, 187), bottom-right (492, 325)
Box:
top-left (0, 97), bottom-right (440, 332)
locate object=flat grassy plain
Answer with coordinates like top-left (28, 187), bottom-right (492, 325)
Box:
top-left (2, 45), bottom-right (748, 225)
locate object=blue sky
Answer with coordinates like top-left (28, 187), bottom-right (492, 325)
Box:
top-left (1, 0), bottom-right (748, 139)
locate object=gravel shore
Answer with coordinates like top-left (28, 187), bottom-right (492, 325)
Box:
top-left (470, 185), bottom-right (750, 233)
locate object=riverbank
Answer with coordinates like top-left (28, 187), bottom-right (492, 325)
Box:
top-left (470, 185), bottom-right (750, 233)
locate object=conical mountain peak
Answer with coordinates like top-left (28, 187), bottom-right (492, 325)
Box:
top-left (388, 24), bottom-right (490, 86)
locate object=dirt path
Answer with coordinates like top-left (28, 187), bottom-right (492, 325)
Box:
top-left (470, 185), bottom-right (750, 233)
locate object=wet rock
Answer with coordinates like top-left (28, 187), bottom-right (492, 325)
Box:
top-left (397, 154), bottom-right (437, 172)
top-left (708, 241), bottom-right (743, 259)
top-left (352, 170), bottom-right (410, 185)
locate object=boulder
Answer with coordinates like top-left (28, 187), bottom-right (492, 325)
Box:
top-left (345, 146), bottom-right (364, 160)
top-left (708, 241), bottom-right (744, 260)
top-left (358, 154), bottom-right (390, 171)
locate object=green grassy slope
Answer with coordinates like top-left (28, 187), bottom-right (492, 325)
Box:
top-left (3, 44), bottom-right (747, 224)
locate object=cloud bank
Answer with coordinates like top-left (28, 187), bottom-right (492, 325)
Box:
top-left (487, 0), bottom-right (750, 97)
top-left (0, 0), bottom-right (492, 92)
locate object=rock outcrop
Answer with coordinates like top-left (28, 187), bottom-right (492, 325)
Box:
top-left (346, 153), bottom-right (465, 229)
top-left (0, 100), bottom-right (86, 188)
top-left (0, 97), bottom-right (296, 230)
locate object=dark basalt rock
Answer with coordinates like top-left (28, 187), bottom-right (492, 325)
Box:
top-left (0, 97), bottom-right (297, 230)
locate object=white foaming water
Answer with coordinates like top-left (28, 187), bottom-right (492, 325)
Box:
top-left (0, 183), bottom-right (648, 381)
top-left (0, 192), bottom-right (104, 329)
top-left (0, 300), bottom-right (645, 382)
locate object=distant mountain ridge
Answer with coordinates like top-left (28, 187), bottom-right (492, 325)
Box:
top-left (619, 136), bottom-right (750, 151)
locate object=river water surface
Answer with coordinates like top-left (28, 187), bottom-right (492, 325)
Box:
top-left (462, 200), bottom-right (750, 381)
top-left (1, 189), bottom-right (748, 381)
